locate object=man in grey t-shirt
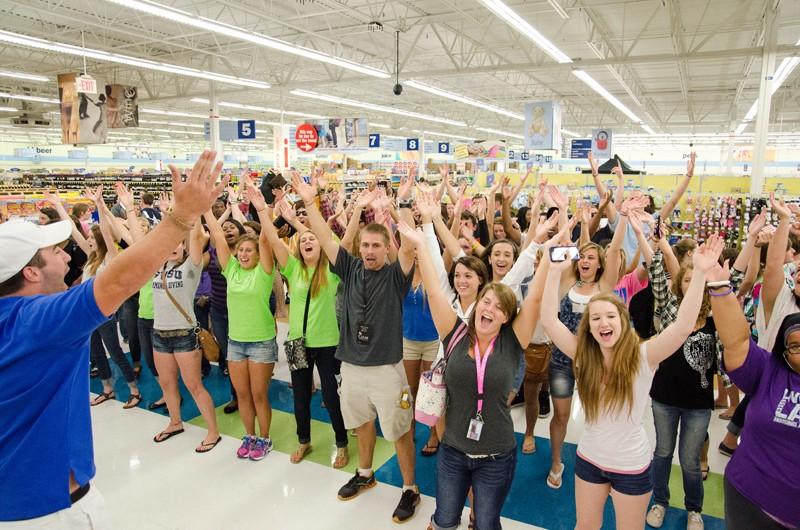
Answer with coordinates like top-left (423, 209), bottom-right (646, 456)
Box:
top-left (295, 174), bottom-right (420, 524)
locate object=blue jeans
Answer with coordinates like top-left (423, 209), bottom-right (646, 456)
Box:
top-left (651, 400), bottom-right (711, 513)
top-left (209, 306), bottom-right (235, 398)
top-left (431, 443), bottom-right (516, 530)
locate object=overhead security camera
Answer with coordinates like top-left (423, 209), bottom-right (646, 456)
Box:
top-left (393, 83), bottom-right (403, 96)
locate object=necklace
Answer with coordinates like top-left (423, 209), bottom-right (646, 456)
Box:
top-left (577, 279), bottom-right (597, 287)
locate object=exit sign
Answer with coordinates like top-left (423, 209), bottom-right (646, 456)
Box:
top-left (75, 75), bottom-right (97, 94)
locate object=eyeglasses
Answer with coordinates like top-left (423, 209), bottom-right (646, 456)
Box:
top-left (296, 210), bottom-right (308, 216)
top-left (785, 344), bottom-right (800, 355)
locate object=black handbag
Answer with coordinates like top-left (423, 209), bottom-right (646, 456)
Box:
top-left (283, 289), bottom-right (311, 371)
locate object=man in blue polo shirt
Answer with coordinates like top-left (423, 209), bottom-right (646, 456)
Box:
top-left (0, 151), bottom-right (227, 526)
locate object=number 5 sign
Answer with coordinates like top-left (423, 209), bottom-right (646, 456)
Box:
top-left (237, 120), bottom-right (256, 140)
top-left (406, 138), bottom-right (419, 151)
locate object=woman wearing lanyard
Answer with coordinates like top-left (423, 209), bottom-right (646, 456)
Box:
top-left (397, 222), bottom-right (544, 530)
top-left (540, 234), bottom-right (723, 529)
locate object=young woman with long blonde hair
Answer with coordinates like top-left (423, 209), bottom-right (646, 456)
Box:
top-left (541, 234), bottom-right (724, 529)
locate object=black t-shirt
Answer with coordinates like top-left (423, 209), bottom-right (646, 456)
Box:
top-left (330, 246), bottom-right (412, 366)
top-left (630, 284), bottom-right (656, 339)
top-left (591, 224), bottom-right (614, 244)
top-left (650, 317), bottom-right (717, 409)
top-left (63, 240), bottom-right (87, 287)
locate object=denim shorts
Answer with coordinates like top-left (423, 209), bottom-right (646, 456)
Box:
top-left (152, 328), bottom-right (199, 354)
top-left (575, 454), bottom-right (653, 496)
top-left (549, 361), bottom-right (575, 399)
top-left (227, 338), bottom-right (278, 364)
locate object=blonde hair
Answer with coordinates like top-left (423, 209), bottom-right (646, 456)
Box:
top-left (294, 232), bottom-right (330, 298)
top-left (574, 293), bottom-right (641, 423)
top-left (572, 242), bottom-right (606, 282)
top-left (85, 225), bottom-right (108, 277)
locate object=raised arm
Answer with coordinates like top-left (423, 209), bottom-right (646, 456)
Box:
top-left (397, 222), bottom-right (457, 338)
top-left (512, 250), bottom-right (547, 346)
top-left (706, 261), bottom-right (751, 371)
top-left (629, 211), bottom-right (654, 281)
top-left (115, 182), bottom-right (144, 244)
top-left (541, 252), bottom-right (579, 358)
top-left (292, 172), bottom-right (339, 265)
top-left (645, 236), bottom-right (723, 367)
top-left (599, 197), bottom-right (636, 291)
top-left (660, 152), bottom-right (695, 219)
top-left (202, 209), bottom-right (232, 270)
top-left (762, 194), bottom-right (794, 320)
top-left (253, 200), bottom-right (291, 269)
top-left (188, 217), bottom-right (206, 267)
top-left (93, 151), bottom-right (227, 316)
top-left (244, 184), bottom-right (274, 274)
top-left (87, 186), bottom-right (119, 261)
top-left (395, 173), bottom-right (416, 275)
top-left (43, 191), bottom-right (90, 255)
top-left (589, 152), bottom-right (618, 223)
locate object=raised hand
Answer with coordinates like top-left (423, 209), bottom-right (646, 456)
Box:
top-left (439, 163), bottom-right (449, 180)
top-left (611, 158), bottom-right (624, 179)
top-left (115, 181), bottom-right (134, 211)
top-left (598, 189), bottom-right (612, 210)
top-left (533, 211), bottom-right (559, 244)
top-left (705, 259), bottom-right (732, 283)
top-left (84, 186), bottom-right (104, 205)
top-left (620, 195), bottom-right (649, 216)
top-left (291, 171), bottom-right (317, 204)
top-left (168, 150), bottom-right (227, 221)
top-left (416, 191), bottom-right (439, 222)
top-left (276, 199), bottom-right (296, 223)
top-left (755, 225), bottom-right (776, 248)
top-left (398, 170), bottom-right (415, 201)
top-left (770, 192), bottom-right (792, 220)
top-left (693, 235), bottom-right (725, 273)
top-left (545, 185), bottom-right (567, 209)
top-left (246, 184), bottom-right (267, 212)
top-left (686, 152), bottom-right (697, 178)
top-left (397, 221), bottom-right (423, 247)
top-left (746, 209), bottom-right (767, 239)
top-left (356, 189), bottom-right (378, 209)
top-left (587, 152), bottom-right (600, 177)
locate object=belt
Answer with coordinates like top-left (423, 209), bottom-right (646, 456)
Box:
top-left (70, 483), bottom-right (90, 504)
top-left (153, 329), bottom-right (192, 338)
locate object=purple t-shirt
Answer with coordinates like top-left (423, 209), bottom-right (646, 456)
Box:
top-left (725, 339), bottom-right (800, 527)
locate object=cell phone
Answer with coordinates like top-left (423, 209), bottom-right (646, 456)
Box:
top-left (549, 246), bottom-right (580, 262)
top-left (654, 215), bottom-right (662, 238)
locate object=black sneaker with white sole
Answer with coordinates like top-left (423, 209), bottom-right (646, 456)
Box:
top-left (392, 489), bottom-right (420, 523)
top-left (337, 471), bottom-right (376, 500)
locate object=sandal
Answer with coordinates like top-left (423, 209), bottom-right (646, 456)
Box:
top-left (522, 436), bottom-right (536, 454)
top-left (546, 462), bottom-right (565, 489)
top-left (153, 428), bottom-right (184, 443)
top-left (90, 391), bottom-right (115, 406)
top-left (421, 441), bottom-right (439, 457)
top-left (701, 465), bottom-right (709, 481)
top-left (123, 393), bottom-right (142, 410)
top-left (290, 444), bottom-right (312, 464)
top-left (333, 447), bottom-right (349, 469)
top-left (195, 436), bottom-right (222, 454)
top-left (719, 411), bottom-right (734, 420)
top-left (468, 513), bottom-right (475, 530)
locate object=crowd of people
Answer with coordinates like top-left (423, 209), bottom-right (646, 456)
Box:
top-left (0, 150), bottom-right (798, 530)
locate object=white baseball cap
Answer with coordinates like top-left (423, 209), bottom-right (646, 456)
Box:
top-left (0, 219), bottom-right (72, 283)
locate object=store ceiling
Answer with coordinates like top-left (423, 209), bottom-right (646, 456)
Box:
top-left (1, 0), bottom-right (800, 145)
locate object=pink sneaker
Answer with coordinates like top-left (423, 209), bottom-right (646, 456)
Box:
top-left (237, 435), bottom-right (255, 459)
top-left (248, 437), bottom-right (273, 461)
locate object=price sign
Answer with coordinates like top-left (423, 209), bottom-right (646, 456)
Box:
top-left (438, 142), bottom-right (449, 154)
top-left (521, 151), bottom-right (530, 161)
top-left (295, 123), bottom-right (319, 152)
top-left (406, 138), bottom-right (419, 151)
top-left (369, 133), bottom-right (381, 148)
top-left (75, 75), bottom-right (97, 95)
top-left (237, 120), bottom-right (256, 140)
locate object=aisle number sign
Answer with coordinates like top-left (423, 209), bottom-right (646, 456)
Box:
top-left (407, 138), bottom-right (419, 151)
top-left (295, 123), bottom-right (319, 152)
top-left (521, 152), bottom-right (530, 161)
top-left (75, 75), bottom-right (97, 94)
top-left (238, 120), bottom-right (256, 140)
top-left (438, 142), bottom-right (450, 154)
top-left (369, 134), bottom-right (381, 148)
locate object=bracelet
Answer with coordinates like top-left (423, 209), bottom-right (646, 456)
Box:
top-left (399, 203), bottom-right (412, 209)
top-left (256, 207), bottom-right (268, 213)
top-left (165, 208), bottom-right (195, 231)
top-left (708, 287), bottom-right (734, 297)
top-left (619, 211), bottom-right (628, 217)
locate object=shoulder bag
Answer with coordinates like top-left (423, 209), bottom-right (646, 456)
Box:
top-left (160, 268), bottom-right (220, 362)
top-left (415, 322), bottom-right (468, 427)
top-left (283, 289), bottom-right (311, 371)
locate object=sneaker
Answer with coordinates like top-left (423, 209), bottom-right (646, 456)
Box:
top-left (392, 488), bottom-right (420, 523)
top-left (646, 504), bottom-right (666, 528)
top-left (237, 435), bottom-right (255, 459)
top-left (538, 389), bottom-right (551, 418)
top-left (687, 511), bottom-right (704, 530)
top-left (248, 437), bottom-right (272, 461)
top-left (337, 471), bottom-right (376, 500)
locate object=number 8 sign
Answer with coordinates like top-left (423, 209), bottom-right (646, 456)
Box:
top-left (407, 138), bottom-right (419, 151)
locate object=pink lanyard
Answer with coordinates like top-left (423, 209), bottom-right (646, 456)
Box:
top-left (473, 337), bottom-right (497, 417)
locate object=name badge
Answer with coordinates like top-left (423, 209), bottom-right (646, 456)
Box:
top-left (356, 321), bottom-right (372, 345)
top-left (467, 417), bottom-right (484, 441)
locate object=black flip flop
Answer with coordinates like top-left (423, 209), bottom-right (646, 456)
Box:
top-left (195, 436), bottom-right (222, 454)
top-left (90, 391), bottom-right (115, 406)
top-left (123, 393), bottom-right (142, 410)
top-left (153, 428), bottom-right (184, 443)
top-left (148, 400), bottom-right (167, 411)
top-left (420, 442), bottom-right (439, 457)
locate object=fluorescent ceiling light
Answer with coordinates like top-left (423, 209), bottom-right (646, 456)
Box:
top-left (190, 98), bottom-right (326, 119)
top-left (104, 0), bottom-right (390, 79)
top-left (561, 129), bottom-right (580, 138)
top-left (640, 124), bottom-right (656, 135)
top-left (412, 129), bottom-right (475, 141)
top-left (290, 89), bottom-right (466, 127)
top-left (0, 106), bottom-right (18, 112)
top-left (139, 119), bottom-right (205, 128)
top-left (571, 70), bottom-right (642, 123)
top-left (476, 0), bottom-right (572, 64)
top-left (369, 123), bottom-right (391, 129)
top-left (0, 91), bottom-right (59, 104)
top-left (0, 29), bottom-right (269, 89)
top-left (475, 126), bottom-right (524, 140)
top-left (406, 80), bottom-right (524, 120)
top-left (0, 69), bottom-right (49, 82)
top-left (140, 108), bottom-right (208, 119)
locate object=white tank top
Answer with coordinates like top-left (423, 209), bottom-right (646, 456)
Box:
top-left (576, 343), bottom-right (656, 473)
top-left (568, 287), bottom-right (593, 315)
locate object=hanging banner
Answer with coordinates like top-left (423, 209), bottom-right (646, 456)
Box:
top-left (57, 73), bottom-right (108, 145)
top-left (524, 101), bottom-right (561, 150)
top-left (105, 85), bottom-right (139, 129)
top-left (591, 128), bottom-right (612, 158)
top-left (306, 118), bottom-right (369, 149)
top-left (453, 140), bottom-right (507, 160)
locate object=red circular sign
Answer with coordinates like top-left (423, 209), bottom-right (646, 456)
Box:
top-left (295, 123), bottom-right (319, 152)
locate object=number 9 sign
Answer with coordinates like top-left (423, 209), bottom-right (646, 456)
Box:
top-left (438, 142), bottom-right (449, 154)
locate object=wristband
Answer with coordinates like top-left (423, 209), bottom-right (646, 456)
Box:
top-left (706, 280), bottom-right (731, 289)
top-left (708, 287), bottom-right (734, 297)
top-left (165, 208), bottom-right (195, 231)
top-left (399, 203), bottom-right (412, 209)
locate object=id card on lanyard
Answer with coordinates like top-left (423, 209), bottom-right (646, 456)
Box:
top-left (467, 337), bottom-right (497, 442)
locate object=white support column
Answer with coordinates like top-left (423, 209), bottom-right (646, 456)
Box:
top-left (419, 132), bottom-right (426, 177)
top-left (208, 80), bottom-right (222, 162)
top-left (750, 5), bottom-right (778, 195)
